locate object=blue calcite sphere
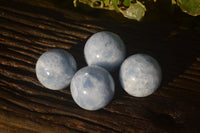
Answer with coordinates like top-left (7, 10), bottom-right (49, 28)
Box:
top-left (84, 31), bottom-right (126, 71)
top-left (36, 49), bottom-right (77, 90)
top-left (119, 54), bottom-right (162, 97)
top-left (70, 66), bottom-right (115, 110)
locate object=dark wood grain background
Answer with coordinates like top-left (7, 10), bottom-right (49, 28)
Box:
top-left (0, 0), bottom-right (200, 132)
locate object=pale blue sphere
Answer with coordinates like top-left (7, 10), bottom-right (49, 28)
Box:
top-left (36, 49), bottom-right (77, 90)
top-left (84, 31), bottom-right (126, 71)
top-left (119, 54), bottom-right (162, 97)
top-left (70, 66), bottom-right (115, 110)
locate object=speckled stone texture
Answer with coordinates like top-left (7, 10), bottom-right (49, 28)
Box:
top-left (36, 49), bottom-right (77, 90)
top-left (70, 66), bottom-right (115, 110)
top-left (119, 54), bottom-right (162, 97)
top-left (84, 31), bottom-right (126, 72)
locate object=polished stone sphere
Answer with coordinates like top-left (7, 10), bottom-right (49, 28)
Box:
top-left (70, 66), bottom-right (115, 110)
top-left (84, 31), bottom-right (126, 72)
top-left (36, 49), bottom-right (77, 90)
top-left (119, 54), bottom-right (162, 97)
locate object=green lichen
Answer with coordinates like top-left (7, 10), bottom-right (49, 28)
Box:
top-left (121, 1), bottom-right (146, 21)
top-left (177, 0), bottom-right (200, 16)
top-left (73, 0), bottom-right (200, 21)
top-left (74, 0), bottom-right (146, 21)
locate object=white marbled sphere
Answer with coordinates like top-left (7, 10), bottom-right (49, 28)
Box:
top-left (84, 31), bottom-right (126, 72)
top-left (36, 49), bottom-right (77, 90)
top-left (119, 54), bottom-right (162, 97)
top-left (70, 66), bottom-right (115, 110)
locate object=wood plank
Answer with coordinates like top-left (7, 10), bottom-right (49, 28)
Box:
top-left (0, 0), bottom-right (200, 132)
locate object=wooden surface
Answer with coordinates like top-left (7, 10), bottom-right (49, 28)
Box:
top-left (0, 0), bottom-right (200, 132)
